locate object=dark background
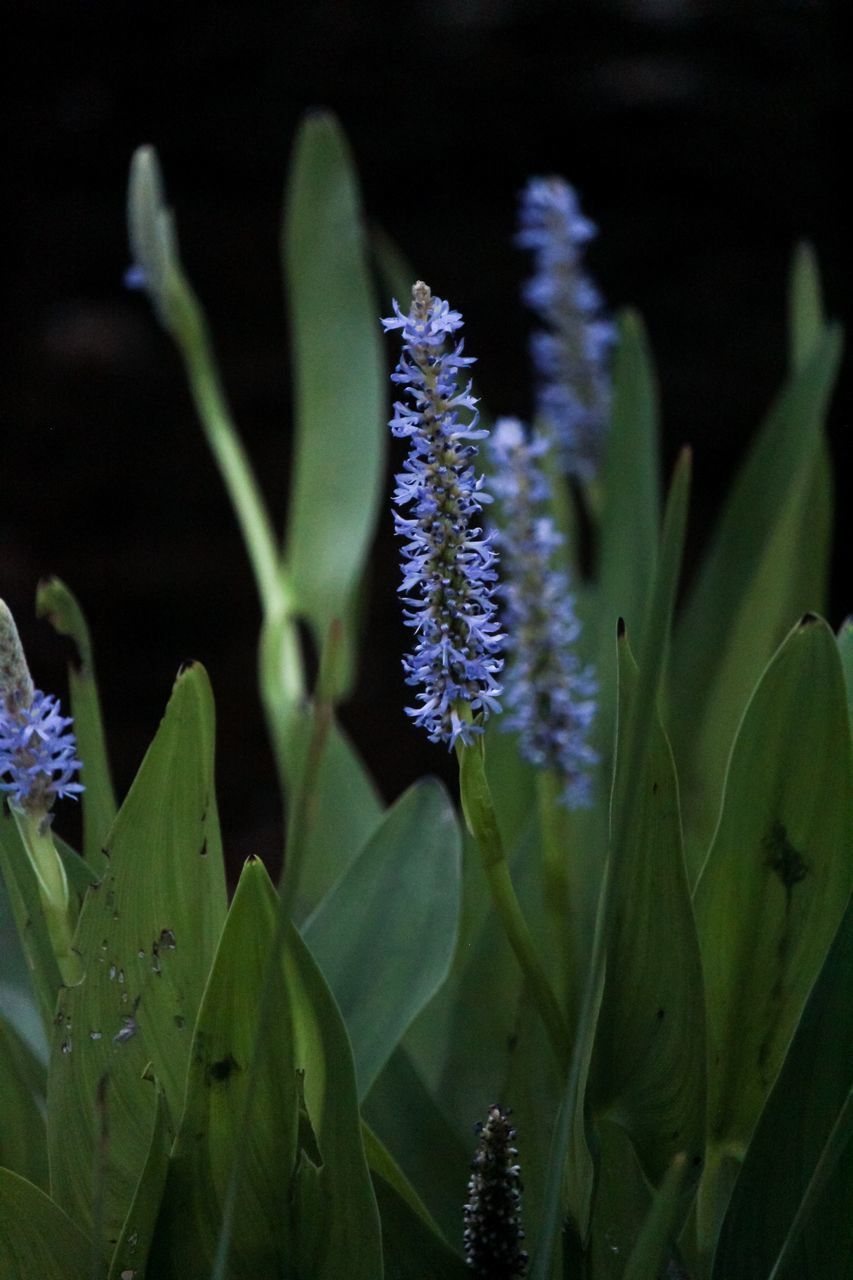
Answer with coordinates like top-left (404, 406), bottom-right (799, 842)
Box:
top-left (3, 0), bottom-right (848, 874)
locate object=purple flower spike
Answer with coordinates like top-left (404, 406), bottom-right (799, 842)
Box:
top-left (490, 418), bottom-right (598, 806)
top-left (0, 689), bottom-right (84, 813)
top-left (518, 177), bottom-right (614, 482)
top-left (382, 282), bottom-right (503, 748)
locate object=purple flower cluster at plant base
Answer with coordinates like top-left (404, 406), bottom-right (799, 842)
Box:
top-left (382, 281), bottom-right (503, 748)
top-left (490, 418), bottom-right (598, 807)
top-left (0, 689), bottom-right (84, 813)
top-left (518, 176), bottom-right (614, 482)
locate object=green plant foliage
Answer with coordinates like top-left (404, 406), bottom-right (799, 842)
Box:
top-left (46, 663), bottom-right (227, 1247)
top-left (304, 778), bottom-right (462, 1098)
top-left (0, 1168), bottom-right (93, 1280)
top-left (590, 629), bottom-right (706, 1187)
top-left (0, 1013), bottom-right (47, 1189)
top-left (694, 615), bottom-right (853, 1248)
top-left (35, 577), bottom-right (116, 870)
top-left (713, 897), bottom-right (853, 1280)
top-left (107, 1083), bottom-right (172, 1280)
top-left (837, 617), bottom-right (853, 726)
top-left (154, 856), bottom-right (382, 1279)
top-left (669, 307), bottom-right (842, 871)
top-left (622, 1152), bottom-right (688, 1280)
top-left (594, 309), bottom-right (661, 735)
top-left (282, 111), bottom-right (386, 685)
top-left (0, 814), bottom-right (63, 1037)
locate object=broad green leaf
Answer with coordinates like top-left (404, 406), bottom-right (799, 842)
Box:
top-left (46, 663), bottom-right (227, 1247)
top-left (590, 631), bottom-right (706, 1186)
top-left (693, 616), bottom-right (852, 1250)
top-left (107, 1083), bottom-right (172, 1280)
top-left (282, 111), bottom-right (385, 684)
top-left (156, 857), bottom-right (382, 1280)
top-left (150, 858), bottom-right (299, 1277)
top-left (36, 577), bottom-right (116, 869)
top-left (595, 309), bottom-right (661, 740)
top-left (303, 779), bottom-right (461, 1098)
top-left (0, 1168), bottom-right (93, 1280)
top-left (0, 1012), bottom-right (47, 1188)
top-left (362, 1120), bottom-right (449, 1243)
top-left (669, 325), bottom-right (842, 870)
top-left (713, 897), bottom-right (853, 1280)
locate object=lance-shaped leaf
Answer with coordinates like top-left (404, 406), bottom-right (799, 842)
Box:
top-left (303, 778), bottom-right (461, 1099)
top-left (838, 617), bottom-right (853, 727)
top-left (594, 309), bottom-right (661, 739)
top-left (693, 616), bottom-right (852, 1228)
top-left (107, 1083), bottom-right (172, 1280)
top-left (713, 897), bottom-right (853, 1280)
top-left (669, 314), bottom-right (841, 872)
top-left (154, 857), bottom-right (382, 1280)
top-left (46, 663), bottom-right (227, 1246)
top-left (590, 629), bottom-right (706, 1186)
top-left (36, 577), bottom-right (116, 870)
top-left (0, 812), bottom-right (63, 1038)
top-left (282, 111), bottom-right (385, 686)
top-left (0, 1168), bottom-right (93, 1279)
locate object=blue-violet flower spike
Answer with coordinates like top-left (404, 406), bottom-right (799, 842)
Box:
top-left (518, 177), bottom-right (614, 482)
top-left (490, 418), bottom-right (598, 806)
top-left (0, 689), bottom-right (84, 814)
top-left (382, 281), bottom-right (503, 748)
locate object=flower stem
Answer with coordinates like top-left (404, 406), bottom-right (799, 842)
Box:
top-left (457, 732), bottom-right (571, 1074)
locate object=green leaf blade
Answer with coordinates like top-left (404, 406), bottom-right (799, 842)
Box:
top-left (46, 663), bottom-right (227, 1245)
top-left (0, 1169), bottom-right (93, 1280)
top-left (283, 110), bottom-right (386, 682)
top-left (304, 778), bottom-right (462, 1099)
top-left (694, 615), bottom-right (853, 1247)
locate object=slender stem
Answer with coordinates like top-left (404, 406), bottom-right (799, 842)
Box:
top-left (169, 277), bottom-right (285, 620)
top-left (457, 734), bottom-right (571, 1073)
top-left (13, 807), bottom-right (82, 987)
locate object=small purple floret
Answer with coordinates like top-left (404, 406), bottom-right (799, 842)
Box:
top-left (518, 177), bottom-right (614, 481)
top-left (490, 418), bottom-right (598, 806)
top-left (382, 282), bottom-right (503, 748)
top-left (0, 689), bottom-right (84, 812)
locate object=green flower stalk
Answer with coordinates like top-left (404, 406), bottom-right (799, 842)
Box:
top-left (0, 600), bottom-right (84, 985)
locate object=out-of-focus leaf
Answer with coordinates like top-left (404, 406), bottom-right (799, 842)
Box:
top-left (713, 897), bottom-right (853, 1280)
top-left (669, 324), bottom-right (842, 872)
top-left (304, 778), bottom-right (461, 1098)
top-left (107, 1082), bottom-right (172, 1280)
top-left (46, 664), bottom-right (227, 1249)
top-left (590, 630), bottom-right (706, 1186)
top-left (693, 616), bottom-right (852, 1250)
top-left (0, 1168), bottom-right (93, 1280)
top-left (0, 1012), bottom-right (48, 1188)
top-left (595, 309), bottom-right (661, 741)
top-left (282, 111), bottom-right (385, 691)
top-left (838, 617), bottom-right (853, 729)
top-left (789, 242), bottom-right (824, 374)
top-left (36, 577), bottom-right (116, 870)
top-left (0, 863), bottom-right (47, 1061)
